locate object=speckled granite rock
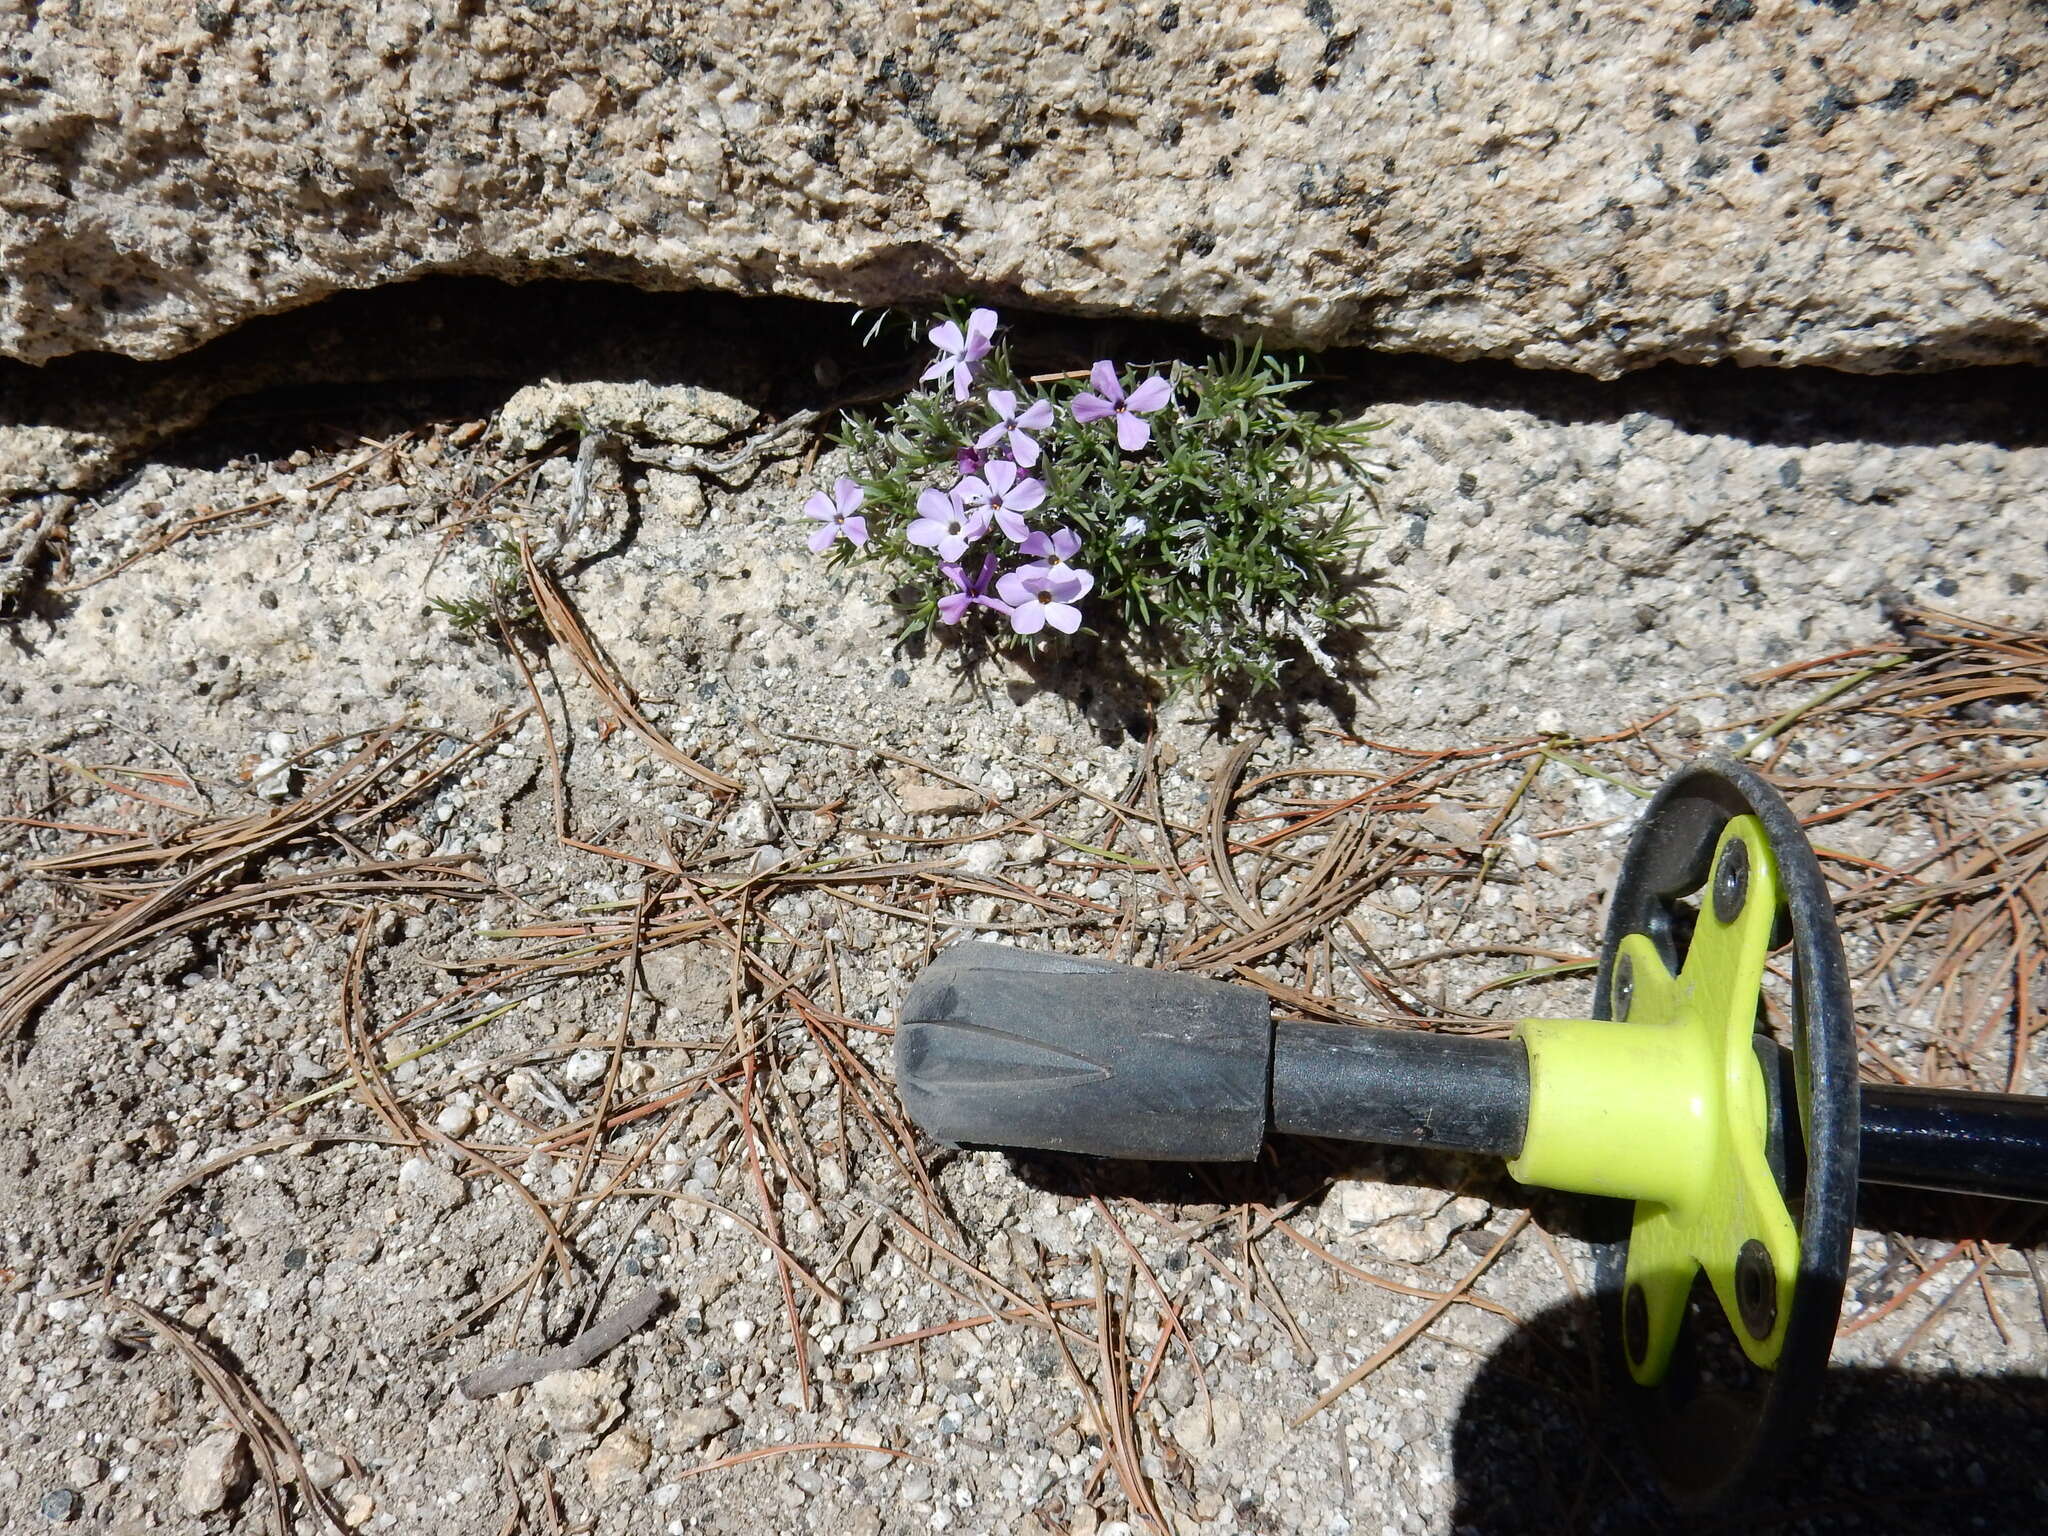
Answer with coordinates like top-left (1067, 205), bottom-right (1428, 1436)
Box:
top-left (2, 0), bottom-right (2043, 373)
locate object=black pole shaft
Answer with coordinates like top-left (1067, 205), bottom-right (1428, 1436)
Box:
top-left (1269, 1024), bottom-right (2048, 1204)
top-left (1856, 1082), bottom-right (2048, 1202)
top-left (1270, 1020), bottom-right (1529, 1159)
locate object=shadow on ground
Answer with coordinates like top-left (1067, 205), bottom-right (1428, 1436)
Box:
top-left (7, 274), bottom-right (2042, 722)
top-left (999, 1141), bottom-right (2048, 1535)
top-left (1452, 1290), bottom-right (2048, 1535)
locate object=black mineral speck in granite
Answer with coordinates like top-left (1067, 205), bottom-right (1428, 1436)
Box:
top-left (1808, 84), bottom-right (1859, 136)
top-left (1251, 65), bottom-right (1283, 94)
top-left (1879, 77), bottom-right (1920, 109)
top-left (889, 668), bottom-right (910, 688)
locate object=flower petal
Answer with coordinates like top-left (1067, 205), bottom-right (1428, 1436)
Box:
top-left (994, 509), bottom-right (1033, 543)
top-left (1088, 359), bottom-right (1123, 402)
top-left (1116, 413), bottom-right (1151, 452)
top-left (1124, 376), bottom-right (1173, 414)
top-left (834, 477), bottom-right (865, 516)
top-left (1017, 400), bottom-right (1055, 432)
top-left (929, 320), bottom-right (964, 355)
top-left (1042, 601), bottom-right (1083, 634)
top-left (1018, 529), bottom-right (1054, 559)
top-left (803, 493), bottom-right (835, 522)
top-left (955, 476), bottom-right (991, 508)
top-left (1061, 566), bottom-right (1095, 600)
top-left (807, 523), bottom-right (838, 553)
top-left (1008, 430), bottom-right (1040, 469)
top-left (985, 459), bottom-right (1018, 495)
top-left (937, 593), bottom-right (970, 625)
top-left (1008, 601), bottom-right (1047, 635)
top-left (843, 515), bottom-right (868, 547)
top-left (987, 389), bottom-right (1017, 423)
top-left (1070, 392), bottom-right (1113, 424)
top-left (995, 570), bottom-right (1034, 608)
top-left (966, 308), bottom-right (999, 346)
top-left (938, 531), bottom-right (970, 562)
top-left (1051, 528), bottom-right (1081, 560)
top-left (917, 487), bottom-right (955, 521)
top-left (951, 364), bottom-right (974, 402)
top-left (906, 518), bottom-right (945, 550)
top-left (1005, 477), bottom-right (1047, 513)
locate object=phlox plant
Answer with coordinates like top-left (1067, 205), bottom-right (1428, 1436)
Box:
top-left (805, 307), bottom-right (1386, 693)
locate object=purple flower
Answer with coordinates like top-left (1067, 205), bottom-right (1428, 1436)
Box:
top-left (958, 459), bottom-right (1047, 543)
top-left (1018, 526), bottom-right (1081, 566)
top-left (804, 477), bottom-right (868, 552)
top-left (907, 486), bottom-right (990, 562)
top-left (956, 446), bottom-right (987, 478)
top-left (976, 389), bottom-right (1056, 470)
top-left (921, 307), bottom-right (998, 401)
top-left (1070, 360), bottom-right (1173, 451)
top-left (937, 552), bottom-right (1012, 625)
top-left (996, 563), bottom-right (1094, 636)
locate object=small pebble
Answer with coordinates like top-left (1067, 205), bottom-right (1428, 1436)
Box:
top-left (958, 842), bottom-right (1004, 875)
top-left (177, 1430), bottom-right (252, 1516)
top-left (668, 1403), bottom-right (737, 1448)
top-left (434, 1102), bottom-right (475, 1138)
top-left (586, 1428), bottom-right (651, 1488)
top-left (39, 1489), bottom-right (79, 1523)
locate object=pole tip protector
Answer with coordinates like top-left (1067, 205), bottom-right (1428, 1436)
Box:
top-left (894, 943), bottom-right (1273, 1162)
